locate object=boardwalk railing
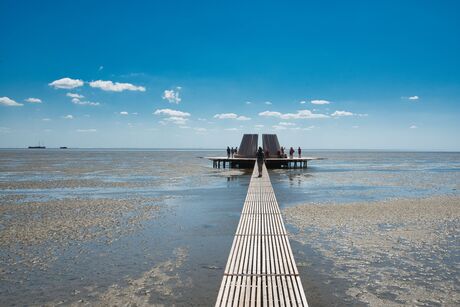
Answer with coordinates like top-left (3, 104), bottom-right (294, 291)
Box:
top-left (216, 161), bottom-right (308, 306)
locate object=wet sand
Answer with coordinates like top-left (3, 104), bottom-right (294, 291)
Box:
top-left (284, 195), bottom-right (460, 306)
top-left (0, 150), bottom-right (245, 306)
top-left (47, 247), bottom-right (190, 306)
top-left (1, 150), bottom-right (459, 305)
top-left (0, 196), bottom-right (164, 269)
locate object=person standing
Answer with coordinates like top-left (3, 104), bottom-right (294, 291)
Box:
top-left (256, 146), bottom-right (264, 177)
top-left (289, 147), bottom-right (294, 159)
top-left (227, 146), bottom-right (231, 158)
top-left (298, 146), bottom-right (302, 158)
top-left (231, 147), bottom-right (234, 158)
top-left (235, 147), bottom-right (238, 156)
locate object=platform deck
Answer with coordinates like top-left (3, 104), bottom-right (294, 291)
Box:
top-left (207, 156), bottom-right (323, 169)
top-left (215, 162), bottom-right (308, 306)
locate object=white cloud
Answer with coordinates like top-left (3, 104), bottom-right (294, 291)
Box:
top-left (237, 116), bottom-right (251, 121)
top-left (225, 128), bottom-right (239, 131)
top-left (265, 101), bottom-right (272, 105)
top-left (154, 108), bottom-right (190, 125)
top-left (272, 125), bottom-right (287, 130)
top-left (299, 100), bottom-right (307, 104)
top-left (25, 97), bottom-right (42, 103)
top-left (164, 116), bottom-right (188, 125)
top-left (194, 127), bottom-right (207, 132)
top-left (409, 125), bottom-right (417, 129)
top-left (99, 65), bottom-right (104, 71)
top-left (0, 97), bottom-right (23, 106)
top-left (245, 101), bottom-right (252, 105)
top-left (72, 98), bottom-right (100, 106)
top-left (42, 118), bottom-right (51, 121)
top-left (63, 115), bottom-right (73, 119)
top-left (154, 108), bottom-right (190, 118)
top-left (162, 89), bottom-right (181, 104)
top-left (66, 93), bottom-right (84, 99)
top-left (49, 78), bottom-right (84, 89)
top-left (279, 122), bottom-right (296, 126)
top-left (120, 111), bottom-right (129, 115)
top-left (89, 80), bottom-right (146, 92)
top-left (259, 110), bottom-right (328, 119)
top-left (76, 129), bottom-right (97, 133)
top-left (331, 110), bottom-right (354, 117)
top-left (352, 125), bottom-right (359, 129)
top-left (311, 99), bottom-right (331, 105)
top-left (214, 113), bottom-right (251, 120)
top-left (408, 96), bottom-right (419, 100)
top-left (259, 111), bottom-right (282, 117)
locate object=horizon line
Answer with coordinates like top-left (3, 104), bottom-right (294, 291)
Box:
top-left (1, 147), bottom-right (459, 153)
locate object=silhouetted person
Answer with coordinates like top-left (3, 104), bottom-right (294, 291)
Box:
top-left (235, 147), bottom-right (238, 156)
top-left (298, 147), bottom-right (302, 158)
top-left (256, 147), bottom-right (264, 177)
top-left (281, 146), bottom-right (285, 157)
top-left (227, 146), bottom-right (231, 158)
top-left (289, 147), bottom-right (294, 159)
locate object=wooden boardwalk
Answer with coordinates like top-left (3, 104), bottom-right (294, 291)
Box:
top-left (216, 162), bottom-right (308, 306)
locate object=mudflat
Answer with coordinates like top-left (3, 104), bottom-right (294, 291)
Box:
top-left (284, 195), bottom-right (460, 306)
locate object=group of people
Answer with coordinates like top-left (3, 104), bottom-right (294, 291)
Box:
top-left (227, 146), bottom-right (302, 160)
top-left (225, 145), bottom-right (303, 177)
top-left (226, 146), bottom-right (238, 158)
top-left (278, 146), bottom-right (302, 158)
top-left (255, 146), bottom-right (302, 177)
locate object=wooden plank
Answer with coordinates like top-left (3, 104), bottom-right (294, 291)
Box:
top-left (216, 161), bottom-right (308, 307)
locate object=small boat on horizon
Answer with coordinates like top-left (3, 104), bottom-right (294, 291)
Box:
top-left (28, 141), bottom-right (46, 149)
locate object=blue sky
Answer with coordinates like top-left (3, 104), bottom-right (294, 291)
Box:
top-left (1, 0), bottom-right (459, 150)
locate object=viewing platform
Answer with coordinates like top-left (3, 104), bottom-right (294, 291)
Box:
top-left (207, 134), bottom-right (324, 169)
top-left (207, 157), bottom-right (324, 169)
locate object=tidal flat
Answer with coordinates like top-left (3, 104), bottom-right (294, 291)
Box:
top-left (284, 196), bottom-right (460, 306)
top-left (1, 150), bottom-right (459, 306)
top-left (0, 149), bottom-right (246, 306)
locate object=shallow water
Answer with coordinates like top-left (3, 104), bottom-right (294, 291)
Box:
top-left (0, 149), bottom-right (459, 306)
top-left (271, 151), bottom-right (460, 207)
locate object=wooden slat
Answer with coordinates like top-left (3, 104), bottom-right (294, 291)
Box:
top-left (216, 161), bottom-right (308, 306)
